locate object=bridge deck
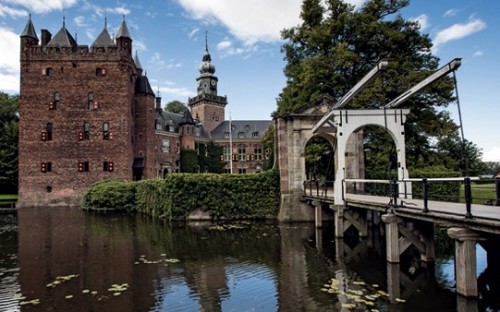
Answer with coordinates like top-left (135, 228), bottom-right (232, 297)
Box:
top-left (305, 193), bottom-right (500, 235)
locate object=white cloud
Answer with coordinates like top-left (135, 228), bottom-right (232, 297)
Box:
top-left (411, 14), bottom-right (429, 31)
top-left (216, 38), bottom-right (246, 57)
top-left (160, 85), bottom-right (195, 98)
top-left (483, 147), bottom-right (500, 162)
top-left (81, 1), bottom-right (130, 17)
top-left (472, 50), bottom-right (483, 57)
top-left (176, 0), bottom-right (303, 45)
top-left (188, 28), bottom-right (199, 38)
top-left (73, 15), bottom-right (87, 27)
top-left (147, 53), bottom-right (182, 71)
top-left (443, 8), bottom-right (459, 18)
top-left (0, 26), bottom-right (20, 93)
top-left (3, 0), bottom-right (77, 14)
top-left (432, 18), bottom-right (486, 51)
top-left (0, 3), bottom-right (28, 17)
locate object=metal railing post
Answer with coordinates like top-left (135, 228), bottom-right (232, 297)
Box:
top-left (391, 178), bottom-right (398, 208)
top-left (422, 178), bottom-right (429, 213)
top-left (315, 180), bottom-right (319, 197)
top-left (496, 178), bottom-right (500, 207)
top-left (464, 177), bottom-right (473, 219)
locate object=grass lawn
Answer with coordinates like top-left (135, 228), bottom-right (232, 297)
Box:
top-left (0, 194), bottom-right (18, 200)
top-left (460, 183), bottom-right (498, 205)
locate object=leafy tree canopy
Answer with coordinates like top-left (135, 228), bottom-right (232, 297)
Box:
top-left (0, 92), bottom-right (19, 193)
top-left (275, 0), bottom-right (474, 171)
top-left (164, 100), bottom-right (188, 114)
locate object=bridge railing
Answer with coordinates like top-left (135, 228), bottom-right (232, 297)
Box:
top-left (344, 177), bottom-right (500, 218)
top-left (302, 180), bottom-right (334, 198)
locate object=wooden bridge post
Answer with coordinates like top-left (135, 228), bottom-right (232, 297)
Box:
top-left (332, 205), bottom-right (344, 238)
top-left (448, 227), bottom-right (483, 298)
top-left (381, 213), bottom-right (402, 263)
top-left (312, 200), bottom-right (322, 228)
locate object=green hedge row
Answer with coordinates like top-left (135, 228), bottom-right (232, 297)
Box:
top-left (410, 169), bottom-right (461, 202)
top-left (82, 170), bottom-right (280, 220)
top-left (365, 168), bottom-right (461, 201)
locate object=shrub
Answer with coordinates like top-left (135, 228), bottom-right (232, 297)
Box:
top-left (81, 179), bottom-right (136, 211)
top-left (81, 170), bottom-right (280, 220)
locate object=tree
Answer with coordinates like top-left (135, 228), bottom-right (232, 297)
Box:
top-left (276, 0), bottom-right (461, 171)
top-left (0, 92), bottom-right (19, 193)
top-left (164, 100), bottom-right (187, 114)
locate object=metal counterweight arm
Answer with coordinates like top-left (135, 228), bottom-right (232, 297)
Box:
top-left (383, 58), bottom-right (462, 109)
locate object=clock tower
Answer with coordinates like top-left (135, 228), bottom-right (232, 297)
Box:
top-left (188, 32), bottom-right (227, 133)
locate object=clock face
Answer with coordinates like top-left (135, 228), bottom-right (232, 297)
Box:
top-left (211, 80), bottom-right (216, 86)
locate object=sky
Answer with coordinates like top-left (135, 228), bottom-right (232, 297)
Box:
top-left (0, 0), bottom-right (499, 162)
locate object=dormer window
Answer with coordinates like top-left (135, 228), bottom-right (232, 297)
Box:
top-left (238, 132), bottom-right (245, 139)
top-left (252, 131), bottom-right (259, 138)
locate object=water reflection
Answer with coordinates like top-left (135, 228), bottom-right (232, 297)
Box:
top-left (0, 207), bottom-right (497, 311)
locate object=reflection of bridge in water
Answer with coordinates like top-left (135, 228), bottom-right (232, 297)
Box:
top-left (303, 176), bottom-right (500, 309)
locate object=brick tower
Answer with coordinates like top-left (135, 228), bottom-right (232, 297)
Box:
top-left (188, 33), bottom-right (227, 133)
top-left (18, 16), bottom-right (145, 206)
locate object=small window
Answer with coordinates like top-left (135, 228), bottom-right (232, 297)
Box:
top-left (46, 123), bottom-right (53, 141)
top-left (78, 161), bottom-right (90, 172)
top-left (41, 162), bottom-right (52, 173)
top-left (103, 122), bottom-right (109, 140)
top-left (83, 123), bottom-right (90, 140)
top-left (224, 132), bottom-right (229, 138)
top-left (103, 161), bottom-right (114, 172)
top-left (44, 67), bottom-right (53, 76)
top-left (87, 92), bottom-right (96, 109)
top-left (49, 92), bottom-right (60, 110)
top-left (238, 146), bottom-right (246, 161)
top-left (252, 132), bottom-right (259, 138)
top-left (164, 140), bottom-right (170, 153)
top-left (238, 132), bottom-right (245, 139)
top-left (46, 186), bottom-right (52, 193)
top-left (195, 127), bottom-right (201, 137)
top-left (238, 168), bottom-right (246, 174)
top-left (96, 68), bottom-right (106, 76)
top-left (254, 147), bottom-right (263, 160)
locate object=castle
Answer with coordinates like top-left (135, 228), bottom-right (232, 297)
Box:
top-left (18, 16), bottom-right (271, 207)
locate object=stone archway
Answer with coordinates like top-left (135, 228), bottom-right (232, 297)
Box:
top-left (276, 95), bottom-right (410, 221)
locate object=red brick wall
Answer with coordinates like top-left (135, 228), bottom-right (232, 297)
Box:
top-left (18, 42), bottom-right (136, 206)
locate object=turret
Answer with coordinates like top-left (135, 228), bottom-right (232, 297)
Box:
top-left (116, 16), bottom-right (132, 56)
top-left (20, 14), bottom-right (39, 52)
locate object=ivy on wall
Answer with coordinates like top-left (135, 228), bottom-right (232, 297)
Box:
top-left (82, 170), bottom-right (280, 220)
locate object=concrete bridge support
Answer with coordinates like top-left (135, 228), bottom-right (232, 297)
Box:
top-left (447, 227), bottom-right (484, 298)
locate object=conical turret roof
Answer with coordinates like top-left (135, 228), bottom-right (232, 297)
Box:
top-left (134, 51), bottom-right (143, 72)
top-left (20, 14), bottom-right (38, 40)
top-left (116, 16), bottom-right (131, 39)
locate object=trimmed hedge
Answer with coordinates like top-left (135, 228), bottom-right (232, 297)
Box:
top-left (365, 169), bottom-right (461, 201)
top-left (410, 169), bottom-right (461, 202)
top-left (81, 170), bottom-right (280, 220)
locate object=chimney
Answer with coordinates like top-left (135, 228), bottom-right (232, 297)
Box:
top-left (41, 29), bottom-right (51, 47)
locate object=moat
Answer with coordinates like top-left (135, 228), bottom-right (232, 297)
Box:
top-left (0, 207), bottom-right (498, 311)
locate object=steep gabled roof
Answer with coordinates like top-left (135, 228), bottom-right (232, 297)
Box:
top-left (134, 51), bottom-right (143, 72)
top-left (211, 120), bottom-right (272, 140)
top-left (179, 109), bottom-right (196, 125)
top-left (46, 20), bottom-right (77, 48)
top-left (91, 20), bottom-right (115, 48)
